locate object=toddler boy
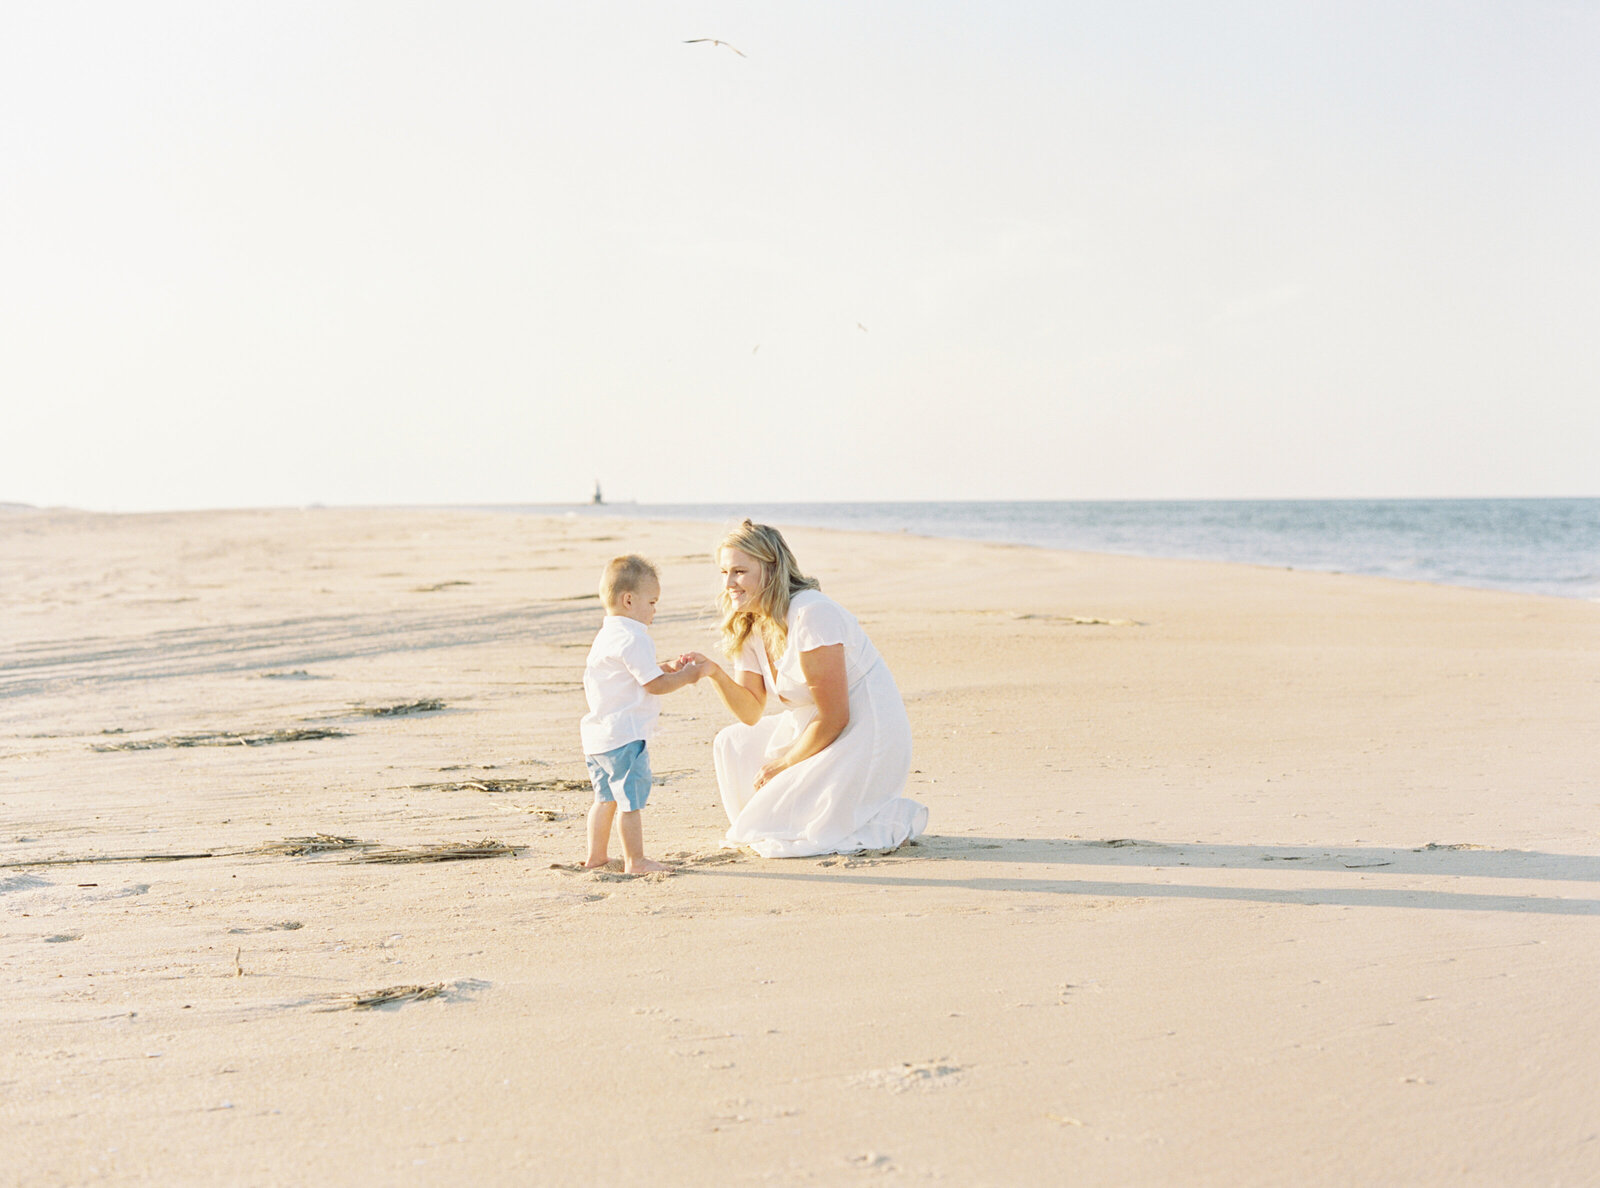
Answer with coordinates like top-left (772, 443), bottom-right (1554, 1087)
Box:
top-left (580, 554), bottom-right (702, 873)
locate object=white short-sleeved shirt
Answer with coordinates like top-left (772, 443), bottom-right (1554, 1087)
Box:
top-left (733, 590), bottom-right (880, 708)
top-left (580, 616), bottom-right (665, 754)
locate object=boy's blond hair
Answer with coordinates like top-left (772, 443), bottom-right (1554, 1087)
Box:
top-left (599, 554), bottom-right (659, 609)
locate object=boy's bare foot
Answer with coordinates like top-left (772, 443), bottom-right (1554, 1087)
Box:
top-left (623, 857), bottom-right (673, 875)
top-left (581, 857), bottom-right (611, 869)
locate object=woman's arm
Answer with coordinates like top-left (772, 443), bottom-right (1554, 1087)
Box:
top-left (755, 643), bottom-right (848, 789)
top-left (685, 652), bottom-right (767, 725)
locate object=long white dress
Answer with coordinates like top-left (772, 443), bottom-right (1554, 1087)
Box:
top-left (715, 590), bottom-right (926, 858)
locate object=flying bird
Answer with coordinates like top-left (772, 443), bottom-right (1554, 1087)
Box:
top-left (684, 38), bottom-right (746, 57)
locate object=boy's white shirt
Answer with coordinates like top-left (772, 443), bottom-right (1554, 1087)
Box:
top-left (580, 615), bottom-right (666, 755)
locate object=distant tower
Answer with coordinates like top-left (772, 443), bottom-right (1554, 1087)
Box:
top-left (592, 480), bottom-right (604, 505)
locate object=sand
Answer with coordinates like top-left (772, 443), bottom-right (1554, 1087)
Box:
top-left (2, 506), bottom-right (1597, 1186)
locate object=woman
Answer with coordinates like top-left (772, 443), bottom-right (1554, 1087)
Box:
top-left (688, 520), bottom-right (926, 858)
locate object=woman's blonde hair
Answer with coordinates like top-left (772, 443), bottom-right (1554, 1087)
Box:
top-left (717, 520), bottom-right (820, 663)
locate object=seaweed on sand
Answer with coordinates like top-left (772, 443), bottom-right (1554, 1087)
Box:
top-left (347, 840), bottom-right (522, 864)
top-left (346, 699), bottom-right (446, 718)
top-left (2, 851), bottom-right (222, 868)
top-left (323, 983), bottom-right (445, 1010)
top-left (249, 834), bottom-right (376, 856)
top-left (92, 728), bottom-right (348, 752)
top-left (2, 833), bottom-right (374, 869)
top-left (411, 776), bottom-right (590, 795)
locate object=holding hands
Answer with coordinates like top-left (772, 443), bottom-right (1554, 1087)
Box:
top-left (681, 651), bottom-right (788, 788)
top-left (675, 645), bottom-right (780, 789)
top-left (660, 654), bottom-right (715, 681)
top-left (674, 651), bottom-right (723, 682)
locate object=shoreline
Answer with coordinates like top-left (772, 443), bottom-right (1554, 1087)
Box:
top-left (3, 507), bottom-right (1597, 1184)
top-left (7, 497), bottom-right (1599, 602)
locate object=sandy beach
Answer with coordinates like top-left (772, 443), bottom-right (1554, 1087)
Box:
top-left (3, 506), bottom-right (1596, 1186)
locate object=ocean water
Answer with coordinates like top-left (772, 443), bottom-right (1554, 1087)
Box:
top-left (512, 499), bottom-right (1600, 601)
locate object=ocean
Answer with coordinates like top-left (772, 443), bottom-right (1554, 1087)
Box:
top-left (506, 499), bottom-right (1600, 602)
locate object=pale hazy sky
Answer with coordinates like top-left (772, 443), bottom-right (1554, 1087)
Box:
top-left (4, 2), bottom-right (1596, 510)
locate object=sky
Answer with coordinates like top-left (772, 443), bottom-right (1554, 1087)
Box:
top-left (3, 1), bottom-right (1597, 510)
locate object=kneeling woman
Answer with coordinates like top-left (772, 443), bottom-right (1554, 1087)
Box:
top-left (687, 520), bottom-right (926, 858)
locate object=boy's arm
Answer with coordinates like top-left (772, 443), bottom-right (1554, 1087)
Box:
top-left (642, 664), bottom-right (701, 695)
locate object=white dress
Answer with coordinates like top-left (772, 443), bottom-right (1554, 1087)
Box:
top-left (715, 590), bottom-right (926, 858)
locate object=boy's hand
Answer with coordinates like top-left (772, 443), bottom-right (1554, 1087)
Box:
top-left (659, 656), bottom-right (685, 674)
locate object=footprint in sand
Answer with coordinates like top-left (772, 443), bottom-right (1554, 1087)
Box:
top-left (548, 861), bottom-right (677, 882)
top-left (1, 873), bottom-right (52, 893)
top-left (849, 1152), bottom-right (894, 1169)
top-left (666, 849), bottom-right (746, 867)
top-left (851, 1061), bottom-right (963, 1092)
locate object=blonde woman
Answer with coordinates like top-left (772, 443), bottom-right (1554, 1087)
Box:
top-left (684, 520), bottom-right (925, 857)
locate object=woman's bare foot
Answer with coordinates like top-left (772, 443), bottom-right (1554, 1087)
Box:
top-left (623, 857), bottom-right (673, 875)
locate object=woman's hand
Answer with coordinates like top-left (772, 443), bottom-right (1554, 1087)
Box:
top-left (754, 758), bottom-right (789, 790)
top-left (748, 645), bottom-right (849, 786)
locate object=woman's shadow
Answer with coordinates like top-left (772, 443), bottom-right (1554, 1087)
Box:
top-left (700, 835), bottom-right (1600, 916)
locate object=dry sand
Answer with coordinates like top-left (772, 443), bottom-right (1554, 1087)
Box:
top-left (2, 506), bottom-right (1597, 1186)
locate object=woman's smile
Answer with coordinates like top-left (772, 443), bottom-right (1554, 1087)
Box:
top-left (719, 547), bottom-right (764, 607)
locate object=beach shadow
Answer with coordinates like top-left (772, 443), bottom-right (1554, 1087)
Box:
top-left (912, 836), bottom-right (1600, 883)
top-left (693, 836), bottom-right (1600, 916)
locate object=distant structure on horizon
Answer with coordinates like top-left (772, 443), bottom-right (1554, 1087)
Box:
top-left (592, 480), bottom-right (604, 505)
top-left (683, 37), bottom-right (745, 57)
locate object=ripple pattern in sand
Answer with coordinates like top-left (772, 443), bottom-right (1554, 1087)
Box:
top-left (0, 602), bottom-right (597, 698)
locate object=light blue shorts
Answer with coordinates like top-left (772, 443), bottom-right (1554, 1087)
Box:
top-left (585, 739), bottom-right (652, 812)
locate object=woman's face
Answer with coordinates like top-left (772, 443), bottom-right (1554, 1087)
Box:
top-left (719, 547), bottom-right (766, 610)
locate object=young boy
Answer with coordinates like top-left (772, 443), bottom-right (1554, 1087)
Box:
top-left (580, 555), bottom-right (702, 873)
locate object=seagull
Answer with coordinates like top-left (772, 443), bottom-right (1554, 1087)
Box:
top-left (856, 322), bottom-right (869, 333)
top-left (684, 38), bottom-right (746, 57)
